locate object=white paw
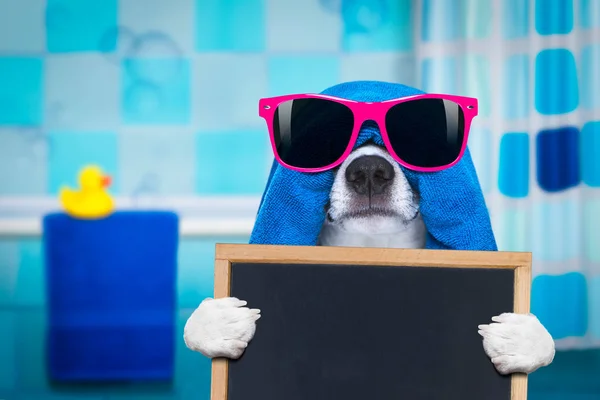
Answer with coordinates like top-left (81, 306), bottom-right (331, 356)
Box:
top-left (183, 297), bottom-right (261, 359)
top-left (478, 313), bottom-right (555, 375)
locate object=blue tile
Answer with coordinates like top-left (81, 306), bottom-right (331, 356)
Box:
top-left (581, 45), bottom-right (600, 110)
top-left (462, 55), bottom-right (491, 116)
top-left (535, 49), bottom-right (579, 115)
top-left (0, 128), bottom-right (47, 195)
top-left (532, 199), bottom-right (580, 261)
top-left (498, 133), bottom-right (530, 198)
top-left (583, 200), bottom-right (600, 262)
top-left (193, 55), bottom-right (267, 130)
top-left (195, 0), bottom-right (265, 51)
top-left (495, 208), bottom-right (530, 252)
top-left (421, 0), bottom-right (465, 42)
top-left (177, 237), bottom-right (248, 308)
top-left (420, 57), bottom-right (458, 94)
top-left (120, 129), bottom-right (196, 196)
top-left (464, 0), bottom-right (492, 39)
top-left (502, 0), bottom-right (529, 39)
top-left (0, 57), bottom-right (43, 126)
top-left (581, 121), bottom-right (600, 188)
top-left (532, 273), bottom-right (588, 339)
top-left (0, 240), bottom-right (18, 306)
top-left (342, 0), bottom-right (413, 51)
top-left (503, 54), bottom-right (530, 119)
top-left (195, 131), bottom-right (270, 195)
top-left (467, 128), bottom-right (492, 194)
top-left (0, 0), bottom-right (46, 52)
top-left (535, 0), bottom-right (574, 35)
top-left (591, 276), bottom-right (600, 339)
top-left (581, 0), bottom-right (600, 28)
top-left (47, 131), bottom-right (119, 194)
top-left (121, 58), bottom-right (191, 125)
top-left (0, 311), bottom-right (16, 391)
top-left (536, 126), bottom-right (580, 192)
top-left (46, 0), bottom-right (117, 53)
top-left (15, 310), bottom-right (47, 390)
top-left (268, 56), bottom-right (340, 96)
top-left (14, 239), bottom-right (45, 307)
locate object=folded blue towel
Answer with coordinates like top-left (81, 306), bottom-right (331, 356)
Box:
top-left (43, 211), bottom-right (178, 381)
top-left (250, 81), bottom-right (497, 251)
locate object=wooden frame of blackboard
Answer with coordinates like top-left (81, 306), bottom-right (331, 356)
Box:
top-left (211, 243), bottom-right (532, 400)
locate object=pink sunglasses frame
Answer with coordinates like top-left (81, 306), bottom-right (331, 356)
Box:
top-left (258, 93), bottom-right (479, 173)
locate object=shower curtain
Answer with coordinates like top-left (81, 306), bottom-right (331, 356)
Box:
top-left (411, 0), bottom-right (600, 349)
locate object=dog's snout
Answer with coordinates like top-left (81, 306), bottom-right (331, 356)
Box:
top-left (345, 155), bottom-right (395, 196)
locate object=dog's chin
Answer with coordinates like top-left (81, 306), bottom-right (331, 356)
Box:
top-left (331, 211), bottom-right (417, 235)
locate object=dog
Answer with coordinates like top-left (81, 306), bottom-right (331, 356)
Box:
top-left (184, 144), bottom-right (556, 376)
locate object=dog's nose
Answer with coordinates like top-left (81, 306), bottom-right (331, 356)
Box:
top-left (345, 155), bottom-right (395, 195)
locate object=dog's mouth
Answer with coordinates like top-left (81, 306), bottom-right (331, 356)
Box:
top-left (326, 204), bottom-right (419, 224)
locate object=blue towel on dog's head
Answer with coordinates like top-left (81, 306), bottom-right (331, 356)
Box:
top-left (250, 81), bottom-right (497, 251)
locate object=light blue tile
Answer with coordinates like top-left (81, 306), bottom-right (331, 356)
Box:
top-left (503, 54), bottom-right (530, 119)
top-left (0, 128), bottom-right (47, 195)
top-left (46, 0), bottom-right (117, 53)
top-left (195, 131), bottom-right (270, 195)
top-left (535, 49), bottom-right (579, 115)
top-left (467, 128), bottom-right (492, 194)
top-left (267, 56), bottom-right (340, 96)
top-left (581, 121), bottom-right (600, 188)
top-left (121, 58), bottom-right (191, 125)
top-left (0, 57), bottom-right (43, 126)
top-left (502, 0), bottom-right (529, 39)
top-left (0, 0), bottom-right (46, 52)
top-left (421, 0), bottom-right (465, 42)
top-left (267, 0), bottom-right (341, 52)
top-left (195, 0), bottom-right (265, 51)
top-left (45, 54), bottom-right (120, 131)
top-left (14, 239), bottom-right (45, 307)
top-left (0, 240), bottom-right (19, 306)
top-left (532, 273), bottom-right (588, 339)
top-left (535, 0), bottom-right (574, 35)
top-left (15, 310), bottom-right (47, 390)
top-left (498, 133), bottom-right (529, 198)
top-left (420, 57), bottom-right (458, 94)
top-left (583, 200), bottom-right (600, 262)
top-left (120, 129), bottom-right (196, 196)
top-left (193, 55), bottom-right (267, 130)
top-left (581, 45), bottom-right (600, 110)
top-left (581, 0), bottom-right (600, 28)
top-left (532, 199), bottom-right (581, 261)
top-left (47, 131), bottom-right (119, 194)
top-left (0, 311), bottom-right (16, 391)
top-left (591, 276), bottom-right (600, 339)
top-left (342, 0), bottom-right (413, 51)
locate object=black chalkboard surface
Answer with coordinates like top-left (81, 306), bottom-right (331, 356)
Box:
top-left (211, 244), bottom-right (532, 400)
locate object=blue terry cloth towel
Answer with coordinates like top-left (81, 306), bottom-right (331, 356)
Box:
top-left (43, 211), bottom-right (178, 381)
top-left (250, 81), bottom-right (497, 251)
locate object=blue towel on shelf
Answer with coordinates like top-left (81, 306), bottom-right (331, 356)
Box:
top-left (43, 211), bottom-right (178, 382)
top-left (250, 81), bottom-right (497, 251)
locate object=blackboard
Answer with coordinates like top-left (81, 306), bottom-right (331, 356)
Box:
top-left (211, 244), bottom-right (531, 400)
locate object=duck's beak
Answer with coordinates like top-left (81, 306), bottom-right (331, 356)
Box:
top-left (101, 175), bottom-right (112, 188)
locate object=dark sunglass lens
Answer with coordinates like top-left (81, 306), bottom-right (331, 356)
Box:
top-left (385, 98), bottom-right (465, 169)
top-left (273, 98), bottom-right (354, 169)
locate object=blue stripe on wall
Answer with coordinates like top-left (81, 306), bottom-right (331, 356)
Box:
top-left (536, 126), bottom-right (580, 192)
top-left (498, 132), bottom-right (529, 198)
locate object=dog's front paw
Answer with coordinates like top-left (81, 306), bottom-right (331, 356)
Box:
top-left (478, 313), bottom-right (555, 375)
top-left (183, 297), bottom-right (261, 359)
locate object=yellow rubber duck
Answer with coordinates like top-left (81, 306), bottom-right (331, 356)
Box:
top-left (59, 165), bottom-right (115, 219)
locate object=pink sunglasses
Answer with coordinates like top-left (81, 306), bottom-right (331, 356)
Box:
top-left (258, 93), bottom-right (478, 173)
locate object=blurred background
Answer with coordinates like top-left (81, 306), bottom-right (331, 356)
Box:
top-left (0, 0), bottom-right (599, 399)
